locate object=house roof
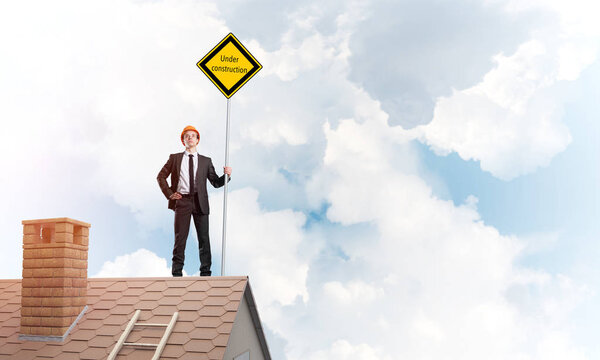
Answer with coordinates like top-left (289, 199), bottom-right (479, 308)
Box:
top-left (0, 276), bottom-right (269, 360)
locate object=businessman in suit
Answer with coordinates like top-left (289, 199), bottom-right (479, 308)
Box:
top-left (157, 125), bottom-right (231, 277)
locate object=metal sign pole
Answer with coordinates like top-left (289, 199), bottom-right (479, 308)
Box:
top-left (221, 98), bottom-right (231, 276)
top-left (197, 33), bottom-right (261, 277)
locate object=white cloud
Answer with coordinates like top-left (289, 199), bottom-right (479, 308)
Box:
top-left (307, 340), bottom-right (391, 360)
top-left (323, 280), bottom-right (384, 305)
top-left (415, 0), bottom-right (599, 180)
top-left (288, 109), bottom-right (588, 359)
top-left (93, 248), bottom-right (174, 277)
top-left (417, 40), bottom-right (572, 180)
top-left (535, 331), bottom-right (587, 360)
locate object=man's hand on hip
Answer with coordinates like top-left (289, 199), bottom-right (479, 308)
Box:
top-left (170, 192), bottom-right (182, 200)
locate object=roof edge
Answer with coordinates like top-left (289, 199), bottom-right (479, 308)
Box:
top-left (88, 276), bottom-right (248, 281)
top-left (243, 281), bottom-right (272, 360)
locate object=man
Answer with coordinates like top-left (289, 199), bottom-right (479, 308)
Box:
top-left (157, 125), bottom-right (232, 277)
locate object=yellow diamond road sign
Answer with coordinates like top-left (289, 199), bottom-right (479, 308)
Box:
top-left (197, 33), bottom-right (262, 98)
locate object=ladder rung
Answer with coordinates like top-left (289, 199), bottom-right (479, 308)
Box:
top-left (134, 323), bottom-right (168, 327)
top-left (124, 342), bottom-right (159, 347)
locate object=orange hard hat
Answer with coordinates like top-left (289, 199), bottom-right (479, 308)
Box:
top-left (181, 125), bottom-right (200, 145)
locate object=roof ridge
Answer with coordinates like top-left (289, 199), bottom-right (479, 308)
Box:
top-left (88, 276), bottom-right (249, 281)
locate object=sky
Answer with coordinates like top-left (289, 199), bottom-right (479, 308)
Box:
top-left (0, 0), bottom-right (598, 359)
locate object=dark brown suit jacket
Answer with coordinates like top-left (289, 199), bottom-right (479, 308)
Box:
top-left (157, 152), bottom-right (228, 214)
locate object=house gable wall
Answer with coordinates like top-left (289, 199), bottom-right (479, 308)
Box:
top-left (222, 291), bottom-right (266, 360)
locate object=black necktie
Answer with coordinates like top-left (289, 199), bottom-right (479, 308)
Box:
top-left (189, 155), bottom-right (194, 195)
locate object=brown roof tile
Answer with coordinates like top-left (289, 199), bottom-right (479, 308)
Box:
top-left (177, 301), bottom-right (202, 311)
top-left (166, 332), bottom-right (191, 346)
top-left (86, 288), bottom-right (106, 297)
top-left (87, 335), bottom-right (115, 348)
top-left (118, 296), bottom-right (139, 305)
top-left (204, 296), bottom-right (229, 306)
top-left (144, 282), bottom-right (168, 292)
top-left (79, 319), bottom-right (104, 330)
top-left (0, 342), bottom-right (22, 355)
top-left (88, 280), bottom-right (115, 289)
top-left (139, 291), bottom-right (162, 301)
top-left (122, 288), bottom-right (145, 297)
top-left (212, 334), bottom-right (229, 347)
top-left (193, 317), bottom-right (222, 329)
top-left (162, 344), bottom-right (186, 358)
top-left (0, 326), bottom-right (17, 337)
top-left (208, 280), bottom-right (239, 288)
top-left (186, 282), bottom-right (210, 292)
top-left (178, 352), bottom-right (209, 360)
top-left (146, 314), bottom-right (174, 324)
top-left (112, 305), bottom-right (135, 315)
top-left (180, 291), bottom-right (207, 302)
top-left (220, 311), bottom-right (236, 323)
top-left (104, 314), bottom-right (130, 326)
top-left (231, 281), bottom-right (246, 292)
top-left (198, 306), bottom-right (226, 317)
top-left (0, 304), bottom-right (20, 313)
top-left (208, 346), bottom-right (226, 360)
top-left (176, 310), bottom-right (201, 323)
top-left (21, 339), bottom-right (46, 351)
top-left (14, 349), bottom-right (37, 358)
top-left (164, 287), bottom-right (186, 297)
top-left (115, 348), bottom-right (149, 360)
top-left (206, 288), bottom-right (232, 297)
top-left (189, 328), bottom-right (218, 340)
top-left (216, 323), bottom-right (233, 334)
top-left (160, 296), bottom-right (183, 306)
top-left (2, 317), bottom-right (19, 327)
top-left (3, 333), bottom-right (20, 344)
top-left (62, 339), bottom-right (88, 353)
top-left (93, 300), bottom-right (116, 310)
top-left (70, 329), bottom-right (96, 341)
top-left (223, 301), bottom-right (240, 311)
top-left (53, 352), bottom-right (81, 360)
top-left (105, 282), bottom-right (128, 293)
top-left (95, 324), bottom-right (122, 336)
top-left (116, 346), bottom-right (135, 356)
top-left (227, 291), bottom-right (243, 301)
top-left (127, 329), bottom-right (161, 343)
top-left (126, 281), bottom-right (153, 288)
top-left (183, 339), bottom-right (214, 353)
top-left (99, 292), bottom-right (122, 301)
top-left (151, 305), bottom-right (178, 316)
top-left (171, 321), bottom-right (195, 334)
top-left (136, 300), bottom-right (159, 310)
top-left (165, 280), bottom-right (195, 288)
top-left (79, 346), bottom-right (108, 360)
top-left (37, 344), bottom-right (63, 357)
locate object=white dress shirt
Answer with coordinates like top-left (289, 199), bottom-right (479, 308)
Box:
top-left (177, 151), bottom-right (198, 194)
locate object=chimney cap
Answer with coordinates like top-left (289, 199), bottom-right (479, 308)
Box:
top-left (21, 217), bottom-right (91, 227)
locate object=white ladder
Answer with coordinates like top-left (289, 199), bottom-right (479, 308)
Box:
top-left (107, 309), bottom-right (179, 360)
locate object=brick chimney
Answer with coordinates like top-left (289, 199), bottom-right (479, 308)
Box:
top-left (20, 218), bottom-right (90, 338)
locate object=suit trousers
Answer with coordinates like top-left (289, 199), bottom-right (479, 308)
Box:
top-left (172, 195), bottom-right (212, 276)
